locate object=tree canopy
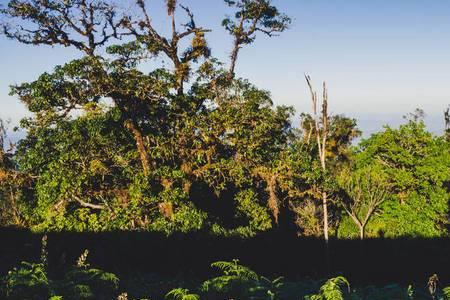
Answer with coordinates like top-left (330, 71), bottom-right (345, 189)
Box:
top-left (0, 0), bottom-right (449, 239)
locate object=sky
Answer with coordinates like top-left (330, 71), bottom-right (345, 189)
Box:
top-left (0, 0), bottom-right (449, 140)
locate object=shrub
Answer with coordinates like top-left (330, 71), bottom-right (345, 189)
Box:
top-left (3, 262), bottom-right (50, 300)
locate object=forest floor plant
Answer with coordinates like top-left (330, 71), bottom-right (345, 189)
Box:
top-left (0, 238), bottom-right (448, 300)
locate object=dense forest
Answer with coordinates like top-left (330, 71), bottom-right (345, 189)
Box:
top-left (0, 0), bottom-right (449, 240)
top-left (0, 0), bottom-right (450, 298)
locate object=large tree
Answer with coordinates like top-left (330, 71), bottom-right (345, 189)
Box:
top-left (0, 0), bottom-right (294, 234)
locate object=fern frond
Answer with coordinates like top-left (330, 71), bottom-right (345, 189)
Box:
top-left (210, 259), bottom-right (258, 280)
top-left (165, 288), bottom-right (200, 300)
top-left (305, 276), bottom-right (350, 300)
top-left (443, 286), bottom-right (450, 300)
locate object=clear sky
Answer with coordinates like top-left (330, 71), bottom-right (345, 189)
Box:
top-left (1, 0), bottom-right (449, 139)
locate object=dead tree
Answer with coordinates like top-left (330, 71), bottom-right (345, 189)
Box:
top-left (305, 75), bottom-right (330, 243)
top-left (445, 106), bottom-right (449, 140)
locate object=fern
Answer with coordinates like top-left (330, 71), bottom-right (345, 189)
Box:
top-left (305, 276), bottom-right (350, 300)
top-left (443, 286), bottom-right (450, 300)
top-left (62, 267), bottom-right (119, 299)
top-left (201, 259), bottom-right (259, 299)
top-left (210, 259), bottom-right (258, 280)
top-left (250, 276), bottom-right (285, 300)
top-left (55, 250), bottom-right (120, 300)
top-left (165, 288), bottom-right (200, 300)
top-left (3, 261), bottom-right (50, 299)
top-left (407, 285), bottom-right (414, 299)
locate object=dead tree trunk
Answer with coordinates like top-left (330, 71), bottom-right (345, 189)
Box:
top-left (305, 75), bottom-right (330, 244)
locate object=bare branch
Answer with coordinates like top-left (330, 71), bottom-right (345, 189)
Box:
top-left (73, 195), bottom-right (105, 210)
top-left (0, 0), bottom-right (125, 55)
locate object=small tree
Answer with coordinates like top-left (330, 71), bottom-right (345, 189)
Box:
top-left (1, 0), bottom-right (293, 233)
top-left (338, 165), bottom-right (390, 239)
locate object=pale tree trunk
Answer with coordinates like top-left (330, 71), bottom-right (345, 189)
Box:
top-left (359, 224), bottom-right (365, 240)
top-left (305, 76), bottom-right (331, 275)
top-left (305, 76), bottom-right (330, 244)
top-left (320, 145), bottom-right (328, 243)
top-left (318, 102), bottom-right (329, 244)
top-left (322, 191), bottom-right (329, 242)
top-left (345, 209), bottom-right (369, 240)
top-left (346, 210), bottom-right (366, 240)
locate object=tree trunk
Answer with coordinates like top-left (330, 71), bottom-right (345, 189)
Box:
top-left (113, 97), bottom-right (151, 177)
top-left (228, 38), bottom-right (240, 80)
top-left (320, 147), bottom-right (329, 243)
top-left (124, 120), bottom-right (150, 177)
top-left (322, 190), bottom-right (330, 275)
top-left (268, 175), bottom-right (280, 224)
top-left (322, 191), bottom-right (329, 243)
top-left (345, 210), bottom-right (365, 240)
top-left (173, 59), bottom-right (185, 96)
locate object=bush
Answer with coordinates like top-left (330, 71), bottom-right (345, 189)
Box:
top-left (2, 262), bottom-right (50, 300)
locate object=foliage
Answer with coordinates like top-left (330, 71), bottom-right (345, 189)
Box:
top-left (355, 119), bottom-right (450, 237)
top-left (249, 276), bottom-right (285, 300)
top-left (57, 267), bottom-right (119, 300)
top-left (0, 119), bottom-right (30, 227)
top-left (285, 113), bottom-right (361, 237)
top-left (0, 0), bottom-right (448, 240)
top-left (1, 248), bottom-right (120, 300)
top-left (201, 259), bottom-right (259, 298)
top-left (304, 276), bottom-right (350, 300)
top-left (4, 254), bottom-right (450, 300)
top-left (443, 287), bottom-right (450, 300)
top-left (223, 0), bottom-right (291, 77)
top-left (56, 248), bottom-right (119, 300)
top-left (2, 262), bottom-right (50, 300)
top-left (337, 164), bottom-right (391, 239)
top-left (165, 288), bottom-right (200, 300)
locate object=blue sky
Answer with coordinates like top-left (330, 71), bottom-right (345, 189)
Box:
top-left (1, 0), bottom-right (449, 139)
